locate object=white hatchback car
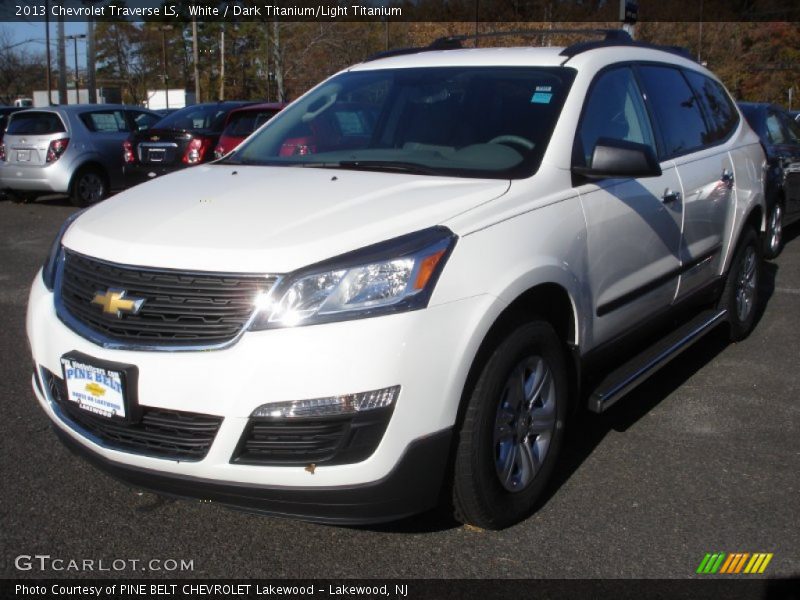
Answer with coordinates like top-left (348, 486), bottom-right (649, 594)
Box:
top-left (27, 32), bottom-right (765, 529)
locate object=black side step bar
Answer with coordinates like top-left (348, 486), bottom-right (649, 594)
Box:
top-left (588, 309), bottom-right (728, 413)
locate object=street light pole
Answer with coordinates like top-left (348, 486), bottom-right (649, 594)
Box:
top-left (192, 17), bottom-right (200, 103)
top-left (45, 0), bottom-right (52, 104)
top-left (82, 0), bottom-right (102, 104)
top-left (160, 25), bottom-right (173, 109)
top-left (56, 14), bottom-right (67, 104)
top-left (86, 18), bottom-right (96, 103)
top-left (219, 25), bottom-right (225, 101)
top-left (66, 34), bottom-right (86, 103)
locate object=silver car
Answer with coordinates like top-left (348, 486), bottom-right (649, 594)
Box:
top-left (0, 104), bottom-right (161, 206)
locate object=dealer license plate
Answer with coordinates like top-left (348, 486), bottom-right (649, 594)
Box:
top-left (60, 357), bottom-right (127, 419)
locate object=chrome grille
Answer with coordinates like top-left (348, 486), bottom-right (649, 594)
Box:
top-left (57, 250), bottom-right (276, 348)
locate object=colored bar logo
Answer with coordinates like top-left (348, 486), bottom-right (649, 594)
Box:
top-left (697, 552), bottom-right (773, 574)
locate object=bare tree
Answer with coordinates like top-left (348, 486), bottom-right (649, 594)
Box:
top-left (0, 28), bottom-right (47, 105)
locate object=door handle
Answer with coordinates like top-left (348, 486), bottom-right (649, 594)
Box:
top-left (662, 189), bottom-right (681, 203)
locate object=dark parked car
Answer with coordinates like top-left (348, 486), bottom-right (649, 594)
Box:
top-left (123, 101), bottom-right (252, 185)
top-left (739, 102), bottom-right (800, 257)
top-left (213, 102), bottom-right (286, 159)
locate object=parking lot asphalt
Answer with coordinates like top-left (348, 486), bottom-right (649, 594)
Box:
top-left (1, 196), bottom-right (798, 580)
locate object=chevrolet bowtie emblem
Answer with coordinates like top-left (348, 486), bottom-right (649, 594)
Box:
top-left (150, 136), bottom-right (160, 141)
top-left (84, 382), bottom-right (106, 397)
top-left (91, 289), bottom-right (145, 318)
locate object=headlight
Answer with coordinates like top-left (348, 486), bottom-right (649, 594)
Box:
top-left (250, 226), bottom-right (456, 329)
top-left (42, 210), bottom-right (84, 291)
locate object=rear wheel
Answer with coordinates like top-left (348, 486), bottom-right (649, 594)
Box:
top-left (70, 168), bottom-right (107, 207)
top-left (719, 227), bottom-right (761, 341)
top-left (452, 320), bottom-right (567, 530)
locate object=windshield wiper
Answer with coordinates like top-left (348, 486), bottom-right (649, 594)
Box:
top-left (336, 160), bottom-right (440, 175)
top-left (216, 159), bottom-right (442, 174)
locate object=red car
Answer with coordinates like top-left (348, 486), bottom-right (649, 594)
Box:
top-left (213, 102), bottom-right (286, 159)
top-left (122, 101), bottom-right (252, 186)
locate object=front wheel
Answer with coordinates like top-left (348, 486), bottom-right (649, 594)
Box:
top-left (452, 320), bottom-right (567, 530)
top-left (719, 227), bottom-right (761, 341)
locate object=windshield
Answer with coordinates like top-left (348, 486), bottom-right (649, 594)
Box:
top-left (229, 67), bottom-right (575, 178)
top-left (154, 103), bottom-right (243, 133)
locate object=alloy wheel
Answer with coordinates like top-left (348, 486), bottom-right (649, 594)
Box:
top-left (77, 173), bottom-right (105, 204)
top-left (493, 355), bottom-right (556, 492)
top-left (735, 245), bottom-right (758, 322)
top-left (768, 204), bottom-right (783, 256)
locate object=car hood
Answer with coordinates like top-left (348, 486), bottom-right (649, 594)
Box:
top-left (64, 165), bottom-right (510, 272)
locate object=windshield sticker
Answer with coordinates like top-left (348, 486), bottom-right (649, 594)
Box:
top-left (531, 92), bottom-right (553, 104)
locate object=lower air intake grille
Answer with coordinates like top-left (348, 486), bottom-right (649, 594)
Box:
top-left (43, 368), bottom-right (222, 461)
top-left (232, 407), bottom-right (394, 466)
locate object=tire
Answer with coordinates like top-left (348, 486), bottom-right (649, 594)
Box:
top-left (452, 320), bottom-right (568, 530)
top-left (70, 168), bottom-right (107, 207)
top-left (719, 227), bottom-right (761, 341)
top-left (763, 200), bottom-right (784, 259)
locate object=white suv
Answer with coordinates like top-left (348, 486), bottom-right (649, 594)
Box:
top-left (27, 32), bottom-right (765, 529)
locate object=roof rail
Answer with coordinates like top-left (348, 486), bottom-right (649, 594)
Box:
top-left (364, 29), bottom-right (629, 63)
top-left (364, 28), bottom-right (693, 65)
top-left (432, 28), bottom-right (631, 48)
top-left (364, 37), bottom-right (460, 62)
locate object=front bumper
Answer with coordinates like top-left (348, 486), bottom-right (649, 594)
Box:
top-left (52, 422), bottom-right (452, 524)
top-left (28, 272), bottom-right (501, 522)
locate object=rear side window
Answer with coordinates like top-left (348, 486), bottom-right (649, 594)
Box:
top-left (778, 111), bottom-right (800, 144)
top-left (80, 110), bottom-right (130, 133)
top-left (6, 112), bottom-right (66, 135)
top-left (129, 111), bottom-right (161, 132)
top-left (637, 65), bottom-right (709, 158)
top-left (156, 105), bottom-right (234, 132)
top-left (225, 110), bottom-right (280, 137)
top-left (683, 71), bottom-right (739, 143)
top-left (765, 112), bottom-right (787, 144)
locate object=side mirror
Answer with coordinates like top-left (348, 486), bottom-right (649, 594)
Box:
top-left (572, 138), bottom-right (662, 180)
